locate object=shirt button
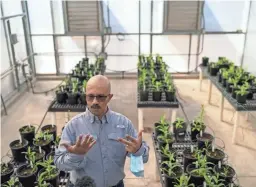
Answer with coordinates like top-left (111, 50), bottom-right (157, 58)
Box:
top-left (104, 169), bottom-right (107, 172)
top-left (103, 155), bottom-right (106, 158)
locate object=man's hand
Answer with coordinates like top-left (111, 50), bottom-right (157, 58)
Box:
top-left (118, 130), bottom-right (144, 153)
top-left (60, 134), bottom-right (96, 155)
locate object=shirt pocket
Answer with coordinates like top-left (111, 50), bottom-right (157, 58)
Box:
top-left (107, 133), bottom-right (126, 158)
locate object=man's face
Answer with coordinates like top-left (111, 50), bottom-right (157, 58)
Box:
top-left (86, 83), bottom-right (113, 117)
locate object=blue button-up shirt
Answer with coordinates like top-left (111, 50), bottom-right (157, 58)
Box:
top-left (54, 108), bottom-right (149, 187)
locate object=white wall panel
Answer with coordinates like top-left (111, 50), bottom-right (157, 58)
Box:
top-left (1, 21), bottom-right (11, 73)
top-left (57, 36), bottom-right (84, 53)
top-left (86, 36), bottom-right (101, 54)
top-left (141, 0), bottom-right (151, 33)
top-left (32, 36), bottom-right (54, 53)
top-left (59, 55), bottom-right (86, 74)
top-left (152, 0), bottom-right (163, 33)
top-left (140, 35), bottom-right (150, 55)
top-left (52, 0), bottom-right (65, 34)
top-left (105, 56), bottom-right (137, 73)
top-left (163, 56), bottom-right (189, 73)
top-left (1, 74), bottom-right (16, 100)
top-left (2, 0), bottom-right (22, 16)
top-left (35, 56), bottom-right (56, 74)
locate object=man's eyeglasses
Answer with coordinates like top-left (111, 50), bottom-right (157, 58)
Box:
top-left (85, 94), bottom-right (110, 102)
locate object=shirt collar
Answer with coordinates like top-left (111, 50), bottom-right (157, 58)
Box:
top-left (86, 107), bottom-right (112, 124)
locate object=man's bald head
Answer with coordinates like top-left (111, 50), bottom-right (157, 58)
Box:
top-left (86, 75), bottom-right (111, 93)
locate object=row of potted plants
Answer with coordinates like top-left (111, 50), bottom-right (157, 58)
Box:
top-left (202, 57), bottom-right (256, 104)
top-left (138, 54), bottom-right (176, 102)
top-left (153, 105), bottom-right (239, 187)
top-left (1, 124), bottom-right (63, 187)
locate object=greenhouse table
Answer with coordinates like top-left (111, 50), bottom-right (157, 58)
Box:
top-left (199, 66), bottom-right (256, 144)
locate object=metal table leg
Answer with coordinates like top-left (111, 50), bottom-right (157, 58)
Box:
top-left (138, 108), bottom-right (143, 131)
top-left (208, 81), bottom-right (212, 104)
top-left (51, 112), bottom-right (57, 126)
top-left (199, 69), bottom-right (203, 91)
top-left (232, 111), bottom-right (239, 144)
top-left (220, 95), bottom-right (224, 121)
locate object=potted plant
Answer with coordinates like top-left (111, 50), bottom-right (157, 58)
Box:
top-left (41, 124), bottom-right (57, 143)
top-left (79, 81), bottom-right (87, 105)
top-left (165, 83), bottom-right (175, 102)
top-left (196, 133), bottom-right (214, 150)
top-left (173, 117), bottom-right (186, 140)
top-left (161, 161), bottom-right (183, 187)
top-left (154, 115), bottom-right (169, 137)
top-left (205, 142), bottom-right (225, 166)
top-left (37, 158), bottom-right (60, 187)
top-left (210, 63), bottom-right (219, 76)
top-left (33, 131), bottom-right (53, 155)
top-left (191, 105), bottom-right (206, 141)
top-left (221, 70), bottom-right (229, 87)
top-left (214, 164), bottom-right (236, 185)
top-left (159, 143), bottom-right (177, 164)
top-left (2, 177), bottom-right (22, 187)
top-left (153, 81), bottom-right (162, 101)
top-left (174, 175), bottom-right (195, 187)
top-left (183, 147), bottom-right (203, 173)
top-left (67, 80), bottom-right (78, 105)
top-left (186, 155), bottom-right (214, 186)
top-left (235, 82), bottom-right (249, 104)
top-left (1, 163), bottom-right (14, 184)
top-left (202, 57), bottom-right (209, 66)
top-left (55, 86), bottom-right (67, 104)
top-left (226, 77), bottom-right (238, 93)
top-left (139, 76), bottom-right (148, 101)
top-left (19, 124), bottom-right (35, 146)
top-left (36, 176), bottom-right (53, 187)
top-left (200, 173), bottom-right (226, 187)
top-left (9, 139), bottom-right (28, 163)
top-left (157, 125), bottom-right (174, 149)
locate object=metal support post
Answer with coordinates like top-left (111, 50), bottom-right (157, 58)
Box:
top-left (138, 0), bottom-right (141, 55)
top-left (188, 34), bottom-right (192, 72)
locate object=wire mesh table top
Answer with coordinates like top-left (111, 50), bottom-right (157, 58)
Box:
top-left (48, 100), bottom-right (87, 112)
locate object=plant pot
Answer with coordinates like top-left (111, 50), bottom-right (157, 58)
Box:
top-left (207, 65), bottom-right (211, 73)
top-left (159, 148), bottom-right (177, 163)
top-left (17, 164), bottom-right (38, 187)
top-left (140, 91), bottom-right (149, 101)
top-left (46, 152), bottom-right (66, 178)
top-left (236, 93), bottom-right (247, 104)
top-left (214, 165), bottom-right (236, 185)
top-left (79, 93), bottom-right (87, 105)
top-left (56, 92), bottom-right (67, 104)
top-left (232, 87), bottom-right (239, 99)
top-left (165, 91), bottom-right (175, 102)
top-left (196, 133), bottom-right (214, 150)
top-left (153, 91), bottom-right (162, 101)
top-left (157, 135), bottom-right (175, 150)
top-left (154, 123), bottom-right (162, 137)
top-left (222, 78), bottom-right (227, 87)
top-left (226, 82), bottom-right (233, 93)
top-left (26, 148), bottom-right (46, 174)
top-left (186, 164), bottom-right (205, 186)
top-left (210, 67), bottom-right (219, 76)
top-left (34, 139), bottom-right (52, 156)
top-left (38, 168), bottom-right (60, 187)
top-left (1, 163), bottom-right (14, 184)
top-left (173, 122), bottom-right (186, 141)
top-left (41, 124), bottom-right (57, 142)
top-left (190, 122), bottom-right (206, 141)
top-left (67, 93), bottom-right (78, 105)
top-left (247, 92), bottom-right (254, 100)
top-left (202, 58), bottom-right (209, 66)
top-left (217, 72), bottom-right (222, 83)
top-left (9, 140), bottom-right (28, 163)
top-left (183, 149), bottom-right (197, 173)
top-left (163, 166), bottom-right (183, 187)
top-left (206, 148), bottom-right (225, 166)
top-left (19, 125), bottom-right (35, 146)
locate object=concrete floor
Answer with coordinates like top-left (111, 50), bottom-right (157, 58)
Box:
top-left (1, 78), bottom-right (256, 187)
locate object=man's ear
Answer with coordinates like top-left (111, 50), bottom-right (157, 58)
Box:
top-left (108, 94), bottom-right (113, 100)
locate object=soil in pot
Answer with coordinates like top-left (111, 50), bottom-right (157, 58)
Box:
top-left (183, 149), bottom-right (197, 173)
top-left (41, 124), bottom-right (57, 142)
top-left (17, 164), bottom-right (38, 187)
top-left (1, 163), bottom-right (14, 184)
top-left (34, 139), bottom-right (52, 156)
top-left (247, 92), bottom-right (254, 100)
top-left (214, 165), bottom-right (236, 185)
top-left (163, 166), bottom-right (183, 187)
top-left (38, 168), bottom-right (60, 187)
top-left (186, 164), bottom-right (205, 186)
top-left (196, 133), bottom-right (214, 150)
top-left (226, 82), bottom-right (233, 93)
top-left (66, 93), bottom-right (78, 105)
top-left (165, 91), bottom-right (175, 102)
top-left (9, 140), bottom-right (28, 163)
top-left (140, 91), bottom-right (149, 101)
top-left (232, 87), bottom-right (239, 99)
top-left (153, 91), bottom-right (162, 101)
top-left (236, 93), bottom-right (247, 104)
top-left (19, 125), bottom-right (35, 146)
top-left (210, 67), bottom-right (219, 76)
top-left (206, 148), bottom-right (225, 165)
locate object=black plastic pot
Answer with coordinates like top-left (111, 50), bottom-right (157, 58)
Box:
top-left (153, 91), bottom-right (162, 101)
top-left (41, 124), bottom-right (57, 142)
top-left (247, 92), bottom-right (254, 100)
top-left (34, 139), bottom-right (52, 156)
top-left (232, 87), bottom-right (239, 99)
top-left (9, 140), bottom-right (28, 163)
top-left (196, 132), bottom-right (214, 150)
top-left (217, 72), bottom-right (222, 83)
top-left (163, 166), bottom-right (183, 187)
top-left (173, 122), bottom-right (186, 141)
top-left (226, 82), bottom-right (233, 93)
top-left (202, 57), bottom-right (209, 66)
top-left (154, 123), bottom-right (161, 137)
top-left (1, 163), bottom-right (14, 184)
top-left (236, 93), bottom-right (247, 104)
top-left (206, 148), bottom-right (225, 166)
top-left (17, 164), bottom-right (38, 187)
top-left (186, 164), bottom-right (205, 186)
top-left (56, 91), bottom-right (67, 104)
top-left (222, 78), bottom-right (227, 87)
top-left (183, 149), bottom-right (197, 173)
top-left (140, 91), bottom-right (149, 101)
top-left (190, 122), bottom-right (206, 141)
top-left (79, 93), bottom-right (87, 105)
top-left (26, 148), bottom-right (45, 174)
top-left (214, 165), bottom-right (236, 185)
top-left (46, 152), bottom-right (66, 178)
top-left (19, 125), bottom-right (35, 146)
top-left (159, 148), bottom-right (177, 163)
top-left (210, 67), bottom-right (219, 76)
top-left (38, 168), bottom-right (60, 187)
top-left (67, 93), bottom-right (78, 105)
top-left (165, 91), bottom-right (175, 102)
top-left (157, 135), bottom-right (174, 150)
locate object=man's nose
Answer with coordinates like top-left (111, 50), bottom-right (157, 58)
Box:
top-left (92, 97), bottom-right (99, 104)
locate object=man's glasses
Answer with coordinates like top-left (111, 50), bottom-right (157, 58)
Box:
top-left (85, 94), bottom-right (110, 102)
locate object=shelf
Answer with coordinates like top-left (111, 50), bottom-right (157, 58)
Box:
top-left (48, 100), bottom-right (87, 112)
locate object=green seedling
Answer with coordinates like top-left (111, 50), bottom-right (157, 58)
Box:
top-left (2, 177), bottom-right (20, 187)
top-left (161, 161), bottom-right (180, 177)
top-left (192, 155), bottom-right (214, 177)
top-left (204, 173), bottom-right (226, 187)
top-left (192, 105), bottom-right (206, 132)
top-left (235, 82), bottom-right (250, 96)
top-left (174, 175), bottom-right (195, 187)
top-left (174, 118), bottom-right (185, 129)
top-left (154, 81), bottom-right (162, 91)
top-left (160, 144), bottom-right (176, 162)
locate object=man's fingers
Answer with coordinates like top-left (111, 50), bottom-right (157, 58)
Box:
top-left (61, 143), bottom-right (73, 153)
top-left (118, 138), bottom-right (133, 147)
top-left (126, 135), bottom-right (137, 143)
top-left (138, 130), bottom-right (144, 142)
top-left (76, 135), bottom-right (83, 146)
top-left (81, 134), bottom-right (90, 146)
top-left (88, 140), bottom-right (97, 149)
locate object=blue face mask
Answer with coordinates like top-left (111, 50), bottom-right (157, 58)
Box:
top-left (130, 155), bottom-right (144, 177)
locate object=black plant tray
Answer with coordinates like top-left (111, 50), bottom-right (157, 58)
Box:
top-left (48, 100), bottom-right (87, 112)
top-left (137, 92), bottom-right (179, 108)
top-left (201, 66), bottom-right (256, 111)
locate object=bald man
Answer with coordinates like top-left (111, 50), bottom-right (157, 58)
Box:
top-left (54, 75), bottom-right (149, 187)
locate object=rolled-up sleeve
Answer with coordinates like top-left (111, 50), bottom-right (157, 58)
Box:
top-left (126, 120), bottom-right (150, 163)
top-left (54, 122), bottom-right (86, 171)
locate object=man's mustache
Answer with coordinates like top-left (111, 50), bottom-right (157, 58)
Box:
top-left (91, 104), bottom-right (101, 109)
